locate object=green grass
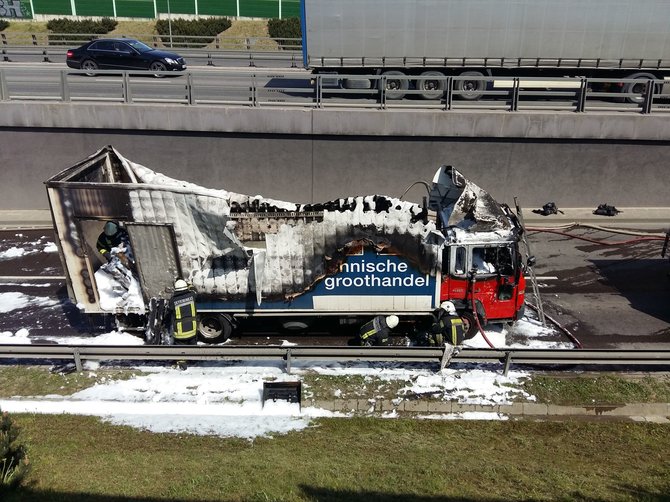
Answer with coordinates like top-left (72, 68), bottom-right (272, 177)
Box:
top-left (522, 375), bottom-right (670, 406)
top-left (0, 366), bottom-right (144, 398)
top-left (3, 414), bottom-right (670, 501)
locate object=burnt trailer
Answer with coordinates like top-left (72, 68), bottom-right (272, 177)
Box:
top-left (45, 146), bottom-right (527, 343)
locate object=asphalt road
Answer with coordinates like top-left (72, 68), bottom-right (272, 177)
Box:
top-left (0, 227), bottom-right (668, 349)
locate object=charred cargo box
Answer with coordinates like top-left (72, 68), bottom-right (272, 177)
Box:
top-left (45, 146), bottom-right (526, 342)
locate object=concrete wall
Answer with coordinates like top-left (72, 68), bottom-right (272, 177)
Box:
top-left (2, 126), bottom-right (668, 210)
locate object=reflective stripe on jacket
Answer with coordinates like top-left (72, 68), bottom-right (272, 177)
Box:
top-left (171, 291), bottom-right (197, 340)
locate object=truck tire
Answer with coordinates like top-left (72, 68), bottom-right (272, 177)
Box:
top-left (380, 70), bottom-right (408, 100)
top-left (454, 71), bottom-right (486, 100)
top-left (459, 311), bottom-right (479, 340)
top-left (415, 71), bottom-right (446, 99)
top-left (622, 72), bottom-right (658, 104)
top-left (198, 313), bottom-right (235, 344)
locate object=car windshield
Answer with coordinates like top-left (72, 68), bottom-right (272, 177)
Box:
top-left (125, 40), bottom-right (154, 53)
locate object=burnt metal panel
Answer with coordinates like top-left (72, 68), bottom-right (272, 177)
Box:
top-left (126, 224), bottom-right (181, 300)
top-left (63, 187), bottom-right (133, 220)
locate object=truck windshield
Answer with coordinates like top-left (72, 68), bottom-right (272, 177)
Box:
top-left (472, 246), bottom-right (515, 276)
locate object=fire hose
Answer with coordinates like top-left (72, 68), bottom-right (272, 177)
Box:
top-left (468, 272), bottom-right (495, 349)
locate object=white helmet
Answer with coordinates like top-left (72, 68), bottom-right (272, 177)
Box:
top-left (440, 301), bottom-right (456, 315)
top-left (385, 315), bottom-right (399, 329)
top-left (174, 279), bottom-right (188, 292)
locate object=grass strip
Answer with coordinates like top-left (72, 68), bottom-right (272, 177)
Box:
top-left (0, 366), bottom-right (144, 398)
top-left (523, 375), bottom-right (670, 405)
top-left (3, 414), bottom-right (670, 501)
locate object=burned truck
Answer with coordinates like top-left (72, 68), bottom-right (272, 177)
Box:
top-left (45, 146), bottom-right (527, 343)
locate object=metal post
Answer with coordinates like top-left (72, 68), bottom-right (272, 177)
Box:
top-left (285, 348), bottom-right (292, 374)
top-left (641, 79), bottom-right (654, 114)
top-left (122, 71), bottom-right (132, 103)
top-left (444, 76), bottom-right (453, 110)
top-left (380, 76), bottom-right (387, 109)
top-left (315, 74), bottom-right (322, 108)
top-left (187, 72), bottom-right (194, 105)
top-left (0, 70), bottom-right (7, 101)
top-left (503, 352), bottom-right (512, 376)
top-left (251, 75), bottom-right (257, 107)
top-left (576, 77), bottom-right (587, 112)
top-left (167, 0), bottom-right (173, 48)
top-left (510, 77), bottom-right (520, 112)
top-left (60, 70), bottom-right (70, 102)
top-left (73, 348), bottom-right (82, 372)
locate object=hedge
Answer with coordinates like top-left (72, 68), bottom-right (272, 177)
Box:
top-left (267, 17), bottom-right (301, 49)
top-left (46, 17), bottom-right (118, 45)
top-left (156, 17), bottom-right (231, 48)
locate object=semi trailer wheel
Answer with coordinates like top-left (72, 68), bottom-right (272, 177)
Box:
top-left (380, 70), bottom-right (408, 99)
top-left (454, 71), bottom-right (486, 100)
top-left (622, 72), bottom-right (658, 104)
top-left (415, 71), bottom-right (446, 99)
top-left (198, 313), bottom-right (235, 343)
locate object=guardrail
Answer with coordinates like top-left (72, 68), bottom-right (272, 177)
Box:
top-left (1, 344), bottom-right (670, 375)
top-left (0, 67), bottom-right (668, 114)
top-left (0, 32), bottom-right (302, 51)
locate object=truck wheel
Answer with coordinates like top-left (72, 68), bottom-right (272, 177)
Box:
top-left (198, 313), bottom-right (235, 344)
top-left (622, 72), bottom-right (658, 104)
top-left (459, 311), bottom-right (479, 340)
top-left (380, 70), bottom-right (408, 100)
top-left (454, 71), bottom-right (486, 100)
top-left (415, 71), bottom-right (445, 99)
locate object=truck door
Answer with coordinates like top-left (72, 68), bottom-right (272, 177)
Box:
top-left (125, 223), bottom-right (181, 300)
top-left (470, 245), bottom-right (518, 321)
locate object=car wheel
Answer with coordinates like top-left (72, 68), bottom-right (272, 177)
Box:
top-left (149, 61), bottom-right (167, 78)
top-left (81, 59), bottom-right (98, 77)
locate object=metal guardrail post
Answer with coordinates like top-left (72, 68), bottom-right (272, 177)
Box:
top-left (290, 54), bottom-right (297, 68)
top-left (187, 73), bottom-right (195, 105)
top-left (0, 70), bottom-right (7, 101)
top-left (43, 47), bottom-right (50, 63)
top-left (251, 75), bottom-right (257, 107)
top-left (380, 76), bottom-right (387, 109)
top-left (122, 72), bottom-right (132, 103)
top-left (576, 78), bottom-right (587, 112)
top-left (1, 48), bottom-right (7, 63)
top-left (503, 352), bottom-right (512, 376)
top-left (60, 71), bottom-right (70, 102)
top-left (207, 53), bottom-right (214, 66)
top-left (510, 77), bottom-right (520, 112)
top-left (73, 348), bottom-right (83, 372)
top-left (285, 348), bottom-right (292, 374)
top-left (248, 53), bottom-right (255, 67)
top-left (444, 76), bottom-right (453, 110)
top-left (641, 79), bottom-right (654, 114)
top-left (32, 34), bottom-right (37, 46)
top-left (315, 74), bottom-right (322, 108)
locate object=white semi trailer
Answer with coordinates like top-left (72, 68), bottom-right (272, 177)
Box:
top-left (300, 0), bottom-right (670, 101)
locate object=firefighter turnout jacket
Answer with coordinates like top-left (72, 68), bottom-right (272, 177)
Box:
top-left (359, 316), bottom-right (391, 346)
top-left (169, 290), bottom-right (198, 341)
top-left (96, 228), bottom-right (130, 258)
top-left (430, 308), bottom-right (466, 346)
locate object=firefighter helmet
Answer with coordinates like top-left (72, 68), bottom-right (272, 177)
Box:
top-left (440, 301), bottom-right (456, 315)
top-left (103, 221), bottom-right (118, 236)
top-left (385, 315), bottom-right (399, 329)
top-left (174, 279), bottom-right (188, 292)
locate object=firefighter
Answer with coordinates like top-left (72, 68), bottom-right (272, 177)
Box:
top-left (96, 221), bottom-right (130, 262)
top-left (96, 221), bottom-right (133, 290)
top-left (428, 301), bottom-right (466, 346)
top-left (358, 315), bottom-right (399, 346)
top-left (168, 279), bottom-right (198, 346)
